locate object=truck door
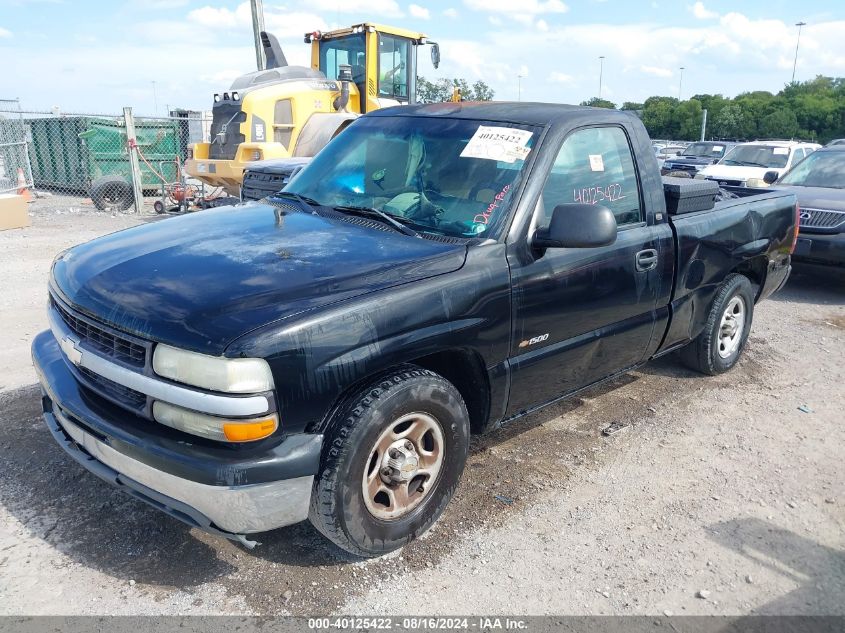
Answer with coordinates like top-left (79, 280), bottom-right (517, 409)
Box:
top-left (506, 125), bottom-right (663, 415)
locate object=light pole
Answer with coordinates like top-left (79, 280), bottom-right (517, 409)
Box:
top-left (517, 75), bottom-right (523, 102)
top-left (792, 21), bottom-right (806, 83)
top-left (678, 67), bottom-right (685, 101)
top-left (598, 56), bottom-right (605, 99)
top-left (151, 80), bottom-right (158, 115)
top-left (250, 0), bottom-right (267, 71)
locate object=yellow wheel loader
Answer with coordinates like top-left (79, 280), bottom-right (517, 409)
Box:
top-left (185, 25), bottom-right (440, 195)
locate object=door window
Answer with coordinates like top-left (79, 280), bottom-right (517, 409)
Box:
top-left (378, 35), bottom-right (410, 100)
top-left (538, 126), bottom-right (643, 229)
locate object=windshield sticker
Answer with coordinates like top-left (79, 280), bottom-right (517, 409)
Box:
top-left (773, 147), bottom-right (789, 155)
top-left (574, 183), bottom-right (625, 205)
top-left (461, 126), bottom-right (533, 163)
top-left (712, 145), bottom-right (724, 152)
top-left (473, 184), bottom-right (511, 225)
top-left (589, 154), bottom-right (605, 172)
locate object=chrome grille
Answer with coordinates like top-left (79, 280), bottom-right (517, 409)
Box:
top-left (78, 366), bottom-right (147, 411)
top-left (799, 207), bottom-right (845, 230)
top-left (52, 297), bottom-right (147, 367)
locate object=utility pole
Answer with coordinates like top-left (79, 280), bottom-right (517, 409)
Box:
top-left (250, 0), bottom-right (266, 72)
top-left (791, 21), bottom-right (806, 83)
top-left (598, 56), bottom-right (605, 99)
top-left (678, 67), bottom-right (685, 101)
top-left (151, 80), bottom-right (158, 115)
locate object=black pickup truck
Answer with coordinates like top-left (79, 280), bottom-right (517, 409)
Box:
top-left (32, 103), bottom-right (796, 557)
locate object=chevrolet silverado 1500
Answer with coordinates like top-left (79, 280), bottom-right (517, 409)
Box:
top-left (33, 103), bottom-right (797, 557)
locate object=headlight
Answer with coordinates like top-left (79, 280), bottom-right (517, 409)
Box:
top-left (152, 344), bottom-right (274, 393)
top-left (153, 401), bottom-right (278, 442)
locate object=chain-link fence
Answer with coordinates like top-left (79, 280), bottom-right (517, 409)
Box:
top-left (0, 99), bottom-right (216, 215)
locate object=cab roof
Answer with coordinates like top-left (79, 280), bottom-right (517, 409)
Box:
top-left (365, 101), bottom-right (640, 128)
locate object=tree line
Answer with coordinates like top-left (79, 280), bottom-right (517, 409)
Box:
top-left (581, 76), bottom-right (844, 143)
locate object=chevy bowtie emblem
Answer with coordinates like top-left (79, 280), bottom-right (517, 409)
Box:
top-left (59, 334), bottom-right (83, 366)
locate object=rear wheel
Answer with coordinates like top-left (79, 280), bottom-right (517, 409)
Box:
top-left (679, 274), bottom-right (755, 375)
top-left (309, 367), bottom-right (470, 557)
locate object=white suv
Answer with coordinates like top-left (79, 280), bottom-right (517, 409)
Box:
top-left (697, 140), bottom-right (821, 187)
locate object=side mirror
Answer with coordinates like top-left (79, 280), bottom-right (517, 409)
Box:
top-left (430, 43), bottom-right (441, 69)
top-left (763, 170), bottom-right (779, 185)
top-left (533, 204), bottom-right (617, 249)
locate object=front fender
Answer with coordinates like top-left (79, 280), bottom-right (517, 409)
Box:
top-left (226, 245), bottom-right (512, 434)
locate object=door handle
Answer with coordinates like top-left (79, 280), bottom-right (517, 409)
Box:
top-left (635, 249), bottom-right (658, 272)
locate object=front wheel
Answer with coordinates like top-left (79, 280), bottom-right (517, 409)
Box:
top-left (309, 367), bottom-right (470, 557)
top-left (679, 273), bottom-right (755, 375)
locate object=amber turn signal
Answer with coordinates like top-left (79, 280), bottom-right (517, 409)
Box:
top-left (223, 417), bottom-right (278, 442)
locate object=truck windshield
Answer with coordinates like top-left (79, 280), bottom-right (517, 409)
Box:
top-left (320, 34), bottom-right (366, 84)
top-left (682, 142), bottom-right (726, 158)
top-left (779, 151), bottom-right (845, 188)
top-left (721, 145), bottom-right (790, 168)
top-left (287, 116), bottom-right (539, 239)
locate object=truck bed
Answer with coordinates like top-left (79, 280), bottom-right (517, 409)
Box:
top-left (657, 187), bottom-right (797, 353)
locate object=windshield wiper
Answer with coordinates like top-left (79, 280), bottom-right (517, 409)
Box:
top-left (273, 190), bottom-right (321, 214)
top-left (333, 205), bottom-right (420, 238)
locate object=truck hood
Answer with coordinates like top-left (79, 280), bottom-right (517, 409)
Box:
top-left (699, 164), bottom-right (784, 182)
top-left (664, 156), bottom-right (715, 168)
top-left (51, 202), bottom-right (468, 354)
top-left (772, 185), bottom-right (845, 212)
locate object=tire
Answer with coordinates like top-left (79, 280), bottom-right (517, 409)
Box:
top-left (679, 274), bottom-right (755, 375)
top-left (309, 366), bottom-right (470, 557)
top-left (90, 175), bottom-right (133, 212)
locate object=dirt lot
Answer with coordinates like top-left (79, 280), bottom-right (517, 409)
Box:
top-left (0, 206), bottom-right (843, 616)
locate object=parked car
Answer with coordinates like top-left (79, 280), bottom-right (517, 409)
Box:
top-left (771, 143), bottom-right (845, 268)
top-left (654, 144), bottom-right (685, 170)
top-left (32, 103), bottom-right (796, 557)
top-left (661, 141), bottom-right (736, 176)
top-left (825, 139), bottom-right (845, 147)
top-left (698, 140), bottom-right (821, 187)
top-left (240, 157), bottom-right (312, 201)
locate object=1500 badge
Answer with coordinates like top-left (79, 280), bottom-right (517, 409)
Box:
top-left (518, 333), bottom-right (549, 348)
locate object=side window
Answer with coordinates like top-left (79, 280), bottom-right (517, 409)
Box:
top-left (791, 148), bottom-right (805, 166)
top-left (378, 35), bottom-right (409, 100)
top-left (538, 126), bottom-right (643, 229)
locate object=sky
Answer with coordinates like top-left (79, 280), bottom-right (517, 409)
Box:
top-left (0, 0), bottom-right (843, 116)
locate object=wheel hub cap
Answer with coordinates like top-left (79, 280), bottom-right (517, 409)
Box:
top-left (717, 295), bottom-right (745, 359)
top-left (381, 440), bottom-right (421, 484)
top-left (361, 412), bottom-right (445, 521)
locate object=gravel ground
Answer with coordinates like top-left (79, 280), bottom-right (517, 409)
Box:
top-left (0, 207), bottom-right (843, 616)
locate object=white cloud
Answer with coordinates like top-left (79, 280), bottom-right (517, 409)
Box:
top-left (464, 0), bottom-right (568, 16)
top-left (691, 1), bottom-right (718, 20)
top-left (0, 27), bottom-right (12, 38)
top-left (548, 71), bottom-right (572, 83)
top-left (308, 0), bottom-right (404, 17)
top-left (640, 65), bottom-right (673, 77)
top-left (409, 4), bottom-right (430, 19)
top-left (443, 7), bottom-right (459, 17)
top-left (185, 3), bottom-right (326, 39)
top-left (536, 19), bottom-right (549, 31)
top-left (489, 16), bottom-right (502, 26)
top-left (187, 2), bottom-right (251, 28)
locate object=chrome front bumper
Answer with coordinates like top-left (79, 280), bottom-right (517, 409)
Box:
top-left (49, 404), bottom-right (313, 537)
top-left (33, 330), bottom-right (321, 546)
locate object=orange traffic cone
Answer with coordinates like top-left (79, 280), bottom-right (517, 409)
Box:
top-left (16, 168), bottom-right (32, 202)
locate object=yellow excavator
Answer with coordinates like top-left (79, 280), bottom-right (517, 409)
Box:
top-left (185, 24), bottom-right (441, 194)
